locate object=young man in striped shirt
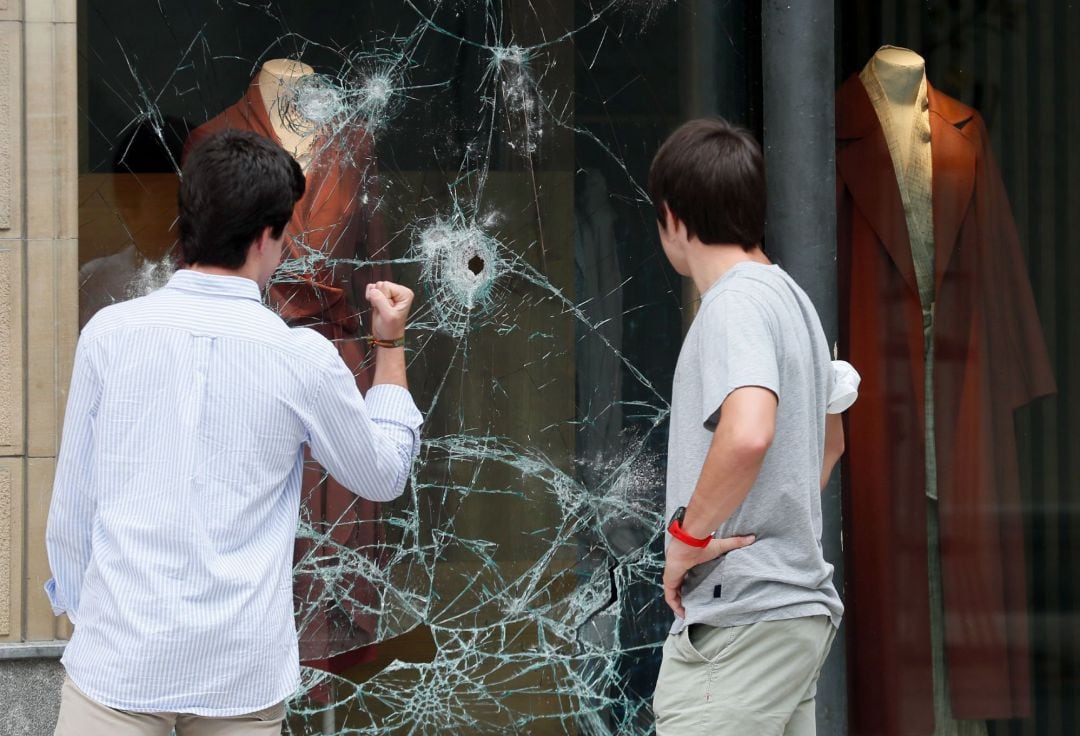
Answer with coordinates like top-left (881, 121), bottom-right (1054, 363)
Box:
top-left (45, 129), bottom-right (422, 734)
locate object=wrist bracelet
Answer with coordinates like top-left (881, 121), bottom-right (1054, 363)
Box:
top-left (668, 518), bottom-right (713, 548)
top-left (365, 335), bottom-right (405, 349)
top-left (667, 506), bottom-right (713, 548)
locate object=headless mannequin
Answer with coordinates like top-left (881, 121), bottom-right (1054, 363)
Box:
top-left (255, 58), bottom-right (317, 167)
top-left (866, 47), bottom-right (925, 170)
top-left (861, 47), bottom-right (987, 736)
top-left (860, 46), bottom-right (935, 310)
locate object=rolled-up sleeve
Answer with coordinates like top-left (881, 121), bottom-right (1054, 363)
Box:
top-left (365, 384), bottom-right (423, 459)
top-left (302, 352), bottom-right (423, 502)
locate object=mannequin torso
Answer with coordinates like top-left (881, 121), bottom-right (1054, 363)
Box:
top-left (859, 45), bottom-right (934, 310)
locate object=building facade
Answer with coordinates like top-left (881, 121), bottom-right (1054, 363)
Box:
top-left (0, 1), bottom-right (1076, 735)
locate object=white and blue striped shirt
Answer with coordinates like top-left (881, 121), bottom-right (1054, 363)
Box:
top-left (44, 269), bottom-right (422, 716)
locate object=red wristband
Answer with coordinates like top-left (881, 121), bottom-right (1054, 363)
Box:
top-left (668, 517), bottom-right (712, 548)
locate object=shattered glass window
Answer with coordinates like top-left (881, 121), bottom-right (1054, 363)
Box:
top-left (76, 1), bottom-right (758, 732)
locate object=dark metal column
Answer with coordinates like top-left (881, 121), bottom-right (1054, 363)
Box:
top-left (677, 0), bottom-right (761, 329)
top-left (761, 2), bottom-right (846, 734)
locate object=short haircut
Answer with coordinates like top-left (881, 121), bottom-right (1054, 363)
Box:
top-left (178, 129), bottom-right (306, 268)
top-left (648, 118), bottom-right (766, 250)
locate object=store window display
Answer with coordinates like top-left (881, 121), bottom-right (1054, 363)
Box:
top-left (836, 44), bottom-right (1055, 736)
top-left (75, 1), bottom-right (700, 731)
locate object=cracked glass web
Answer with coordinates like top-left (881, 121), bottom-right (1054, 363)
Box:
top-left (79, 1), bottom-right (689, 732)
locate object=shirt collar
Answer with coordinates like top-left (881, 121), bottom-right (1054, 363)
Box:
top-left (165, 269), bottom-right (263, 302)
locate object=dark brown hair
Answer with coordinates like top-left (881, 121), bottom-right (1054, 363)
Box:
top-left (648, 118), bottom-right (765, 250)
top-left (178, 130), bottom-right (306, 268)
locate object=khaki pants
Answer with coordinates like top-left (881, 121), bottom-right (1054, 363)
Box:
top-left (54, 677), bottom-right (286, 735)
top-left (653, 615), bottom-right (836, 736)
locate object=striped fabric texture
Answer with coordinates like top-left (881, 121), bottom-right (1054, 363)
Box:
top-left (44, 269), bottom-right (422, 716)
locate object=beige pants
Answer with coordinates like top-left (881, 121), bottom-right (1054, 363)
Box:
top-left (653, 615), bottom-right (836, 736)
top-left (54, 677), bottom-right (286, 735)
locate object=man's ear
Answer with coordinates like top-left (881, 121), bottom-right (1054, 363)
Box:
top-left (658, 203), bottom-right (672, 234)
top-left (662, 206), bottom-right (688, 240)
top-left (252, 225), bottom-right (276, 254)
top-left (242, 226), bottom-right (275, 271)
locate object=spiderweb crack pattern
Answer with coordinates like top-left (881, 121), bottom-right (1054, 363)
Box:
top-left (83, 1), bottom-right (683, 733)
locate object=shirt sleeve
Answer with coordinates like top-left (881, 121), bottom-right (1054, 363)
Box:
top-left (699, 292), bottom-right (780, 430)
top-left (44, 336), bottom-right (104, 623)
top-left (301, 348), bottom-right (423, 502)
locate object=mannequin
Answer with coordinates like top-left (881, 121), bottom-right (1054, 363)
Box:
top-left (864, 47), bottom-right (926, 170)
top-left (184, 58), bottom-right (392, 684)
top-left (836, 46), bottom-right (1054, 736)
top-left (255, 58), bottom-right (318, 166)
top-left (860, 46), bottom-right (984, 736)
top-left (860, 47), bottom-right (935, 313)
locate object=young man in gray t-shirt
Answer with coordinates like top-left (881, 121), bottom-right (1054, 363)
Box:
top-left (649, 119), bottom-right (851, 735)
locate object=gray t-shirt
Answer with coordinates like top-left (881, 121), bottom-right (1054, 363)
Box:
top-left (666, 262), bottom-right (843, 633)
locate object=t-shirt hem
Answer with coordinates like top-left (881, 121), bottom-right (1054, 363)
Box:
top-left (671, 602), bottom-right (841, 635)
top-left (63, 668), bottom-right (300, 718)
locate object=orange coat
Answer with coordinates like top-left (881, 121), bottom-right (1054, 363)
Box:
top-left (836, 75), bottom-right (1055, 734)
top-left (185, 79), bottom-right (391, 673)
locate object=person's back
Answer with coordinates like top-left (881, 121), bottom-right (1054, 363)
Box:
top-left (647, 119), bottom-right (852, 736)
top-left (46, 129), bottom-right (422, 733)
top-left (667, 262), bottom-right (842, 631)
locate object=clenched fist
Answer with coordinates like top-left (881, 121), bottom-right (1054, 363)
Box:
top-left (365, 281), bottom-right (414, 341)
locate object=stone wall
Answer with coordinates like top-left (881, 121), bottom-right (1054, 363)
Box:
top-left (0, 0), bottom-right (79, 657)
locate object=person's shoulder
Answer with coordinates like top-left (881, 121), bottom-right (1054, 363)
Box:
top-left (79, 296), bottom-right (146, 342)
top-left (729, 263), bottom-right (788, 292)
top-left (731, 265), bottom-right (809, 312)
top-left (286, 326), bottom-right (342, 370)
top-left (693, 290), bottom-right (772, 351)
top-left (706, 273), bottom-right (775, 316)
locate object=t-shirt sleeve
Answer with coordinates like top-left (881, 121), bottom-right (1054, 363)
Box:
top-left (699, 291), bottom-right (780, 430)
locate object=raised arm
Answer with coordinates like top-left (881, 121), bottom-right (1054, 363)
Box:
top-left (302, 281), bottom-right (422, 502)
